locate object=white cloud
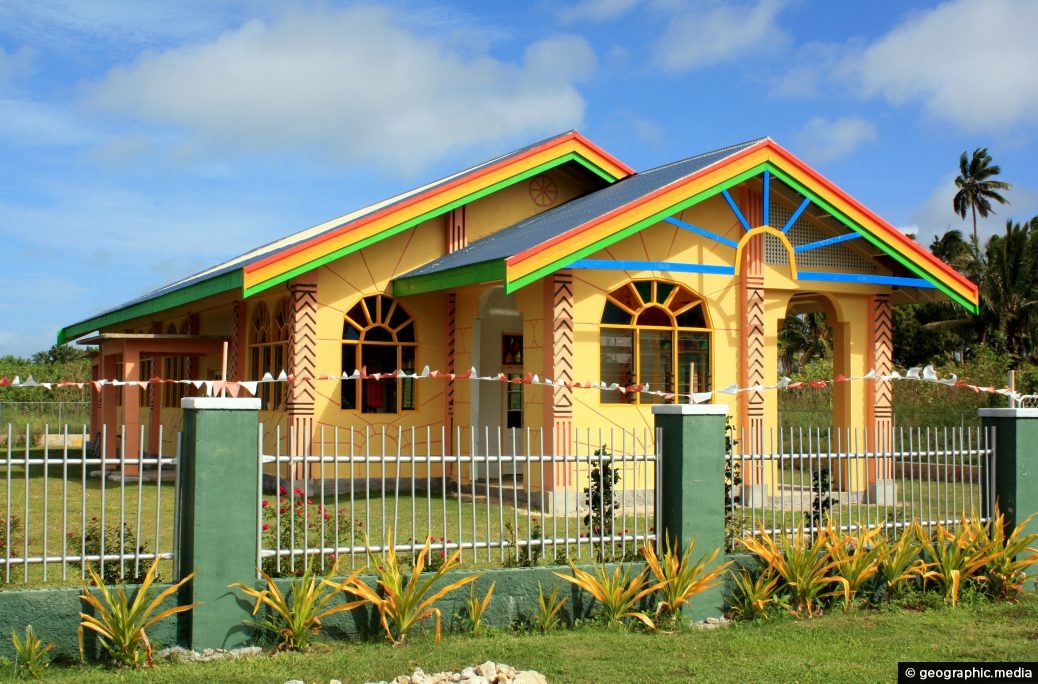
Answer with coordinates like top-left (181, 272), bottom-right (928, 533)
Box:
top-left (854, 0), bottom-right (1038, 132)
top-left (653, 0), bottom-right (790, 72)
top-left (82, 6), bottom-right (595, 174)
top-left (769, 40), bottom-right (860, 99)
top-left (909, 175), bottom-right (1007, 248)
top-left (792, 115), bottom-right (877, 164)
top-left (0, 98), bottom-right (98, 147)
top-left (629, 116), bottom-right (665, 147)
top-left (557, 0), bottom-right (640, 24)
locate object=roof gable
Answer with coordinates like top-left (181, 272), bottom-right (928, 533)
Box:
top-left (58, 131), bottom-right (633, 343)
top-left (395, 139), bottom-right (979, 313)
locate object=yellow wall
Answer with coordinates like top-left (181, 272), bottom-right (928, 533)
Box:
top-left (97, 173), bottom-right (900, 485)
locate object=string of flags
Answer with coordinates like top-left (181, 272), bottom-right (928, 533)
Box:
top-left (0, 364), bottom-right (1028, 404)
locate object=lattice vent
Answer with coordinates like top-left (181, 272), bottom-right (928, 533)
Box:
top-left (767, 203), bottom-right (876, 272)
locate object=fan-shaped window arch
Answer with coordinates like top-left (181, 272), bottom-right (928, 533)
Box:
top-left (249, 298), bottom-right (290, 411)
top-left (599, 280), bottom-right (711, 404)
top-left (341, 295), bottom-right (417, 413)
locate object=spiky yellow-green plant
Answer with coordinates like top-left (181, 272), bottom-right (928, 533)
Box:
top-left (642, 535), bottom-right (731, 623)
top-left (11, 625), bottom-right (53, 679)
top-left (914, 520), bottom-right (998, 607)
top-left (229, 558), bottom-right (367, 651)
top-left (825, 525), bottom-right (883, 611)
top-left (343, 529), bottom-right (478, 645)
top-left (533, 581), bottom-right (567, 633)
top-left (554, 561), bottom-right (666, 630)
top-left (967, 511), bottom-right (1038, 601)
top-left (726, 566), bottom-right (782, 621)
top-left (78, 559), bottom-right (198, 668)
top-left (875, 527), bottom-right (927, 599)
top-left (464, 582), bottom-right (495, 635)
top-left (737, 525), bottom-right (838, 617)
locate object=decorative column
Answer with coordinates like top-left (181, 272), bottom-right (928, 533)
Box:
top-left (287, 279), bottom-right (318, 469)
top-left (549, 271), bottom-right (574, 512)
top-left (739, 231), bottom-right (767, 505)
top-left (228, 300), bottom-right (248, 381)
top-left (865, 294), bottom-right (895, 502)
top-left (446, 292), bottom-right (457, 428)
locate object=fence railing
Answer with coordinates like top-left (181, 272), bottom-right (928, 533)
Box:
top-left (258, 425), bottom-right (660, 575)
top-left (726, 425), bottom-right (995, 547)
top-left (0, 423), bottom-right (178, 586)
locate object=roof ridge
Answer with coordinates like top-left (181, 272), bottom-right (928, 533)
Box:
top-left (638, 137), bottom-right (769, 175)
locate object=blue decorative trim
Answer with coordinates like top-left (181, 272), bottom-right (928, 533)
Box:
top-left (722, 189), bottom-right (752, 232)
top-left (793, 233), bottom-right (861, 253)
top-left (798, 272), bottom-right (936, 288)
top-left (763, 169), bottom-right (770, 226)
top-left (781, 197), bottom-right (812, 234)
top-left (570, 259), bottom-right (735, 276)
top-left (664, 217), bottom-right (739, 249)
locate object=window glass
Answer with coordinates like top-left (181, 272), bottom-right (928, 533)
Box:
top-left (600, 281), bottom-right (711, 405)
top-left (341, 295), bottom-right (418, 413)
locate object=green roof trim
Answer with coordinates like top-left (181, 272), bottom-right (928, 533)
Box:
top-left (243, 153), bottom-right (620, 298)
top-left (392, 261), bottom-right (506, 297)
top-left (505, 165), bottom-right (763, 292)
top-left (57, 270), bottom-right (244, 344)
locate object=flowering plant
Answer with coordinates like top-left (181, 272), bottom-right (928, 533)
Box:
top-left (261, 487), bottom-right (362, 577)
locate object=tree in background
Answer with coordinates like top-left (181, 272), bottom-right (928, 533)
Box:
top-left (953, 147), bottom-right (1011, 244)
top-left (979, 219), bottom-right (1038, 358)
top-left (778, 311), bottom-right (832, 376)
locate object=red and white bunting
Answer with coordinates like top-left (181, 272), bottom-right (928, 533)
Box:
top-left (0, 364), bottom-right (1026, 403)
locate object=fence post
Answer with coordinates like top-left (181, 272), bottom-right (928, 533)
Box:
top-left (177, 397), bottom-right (261, 650)
top-left (978, 408), bottom-right (1038, 538)
top-left (652, 404), bottom-right (728, 620)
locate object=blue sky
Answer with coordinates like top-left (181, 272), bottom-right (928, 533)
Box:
top-left (2, 0), bottom-right (1037, 359)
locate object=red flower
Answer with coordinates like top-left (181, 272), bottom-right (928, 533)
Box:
top-left (279, 486), bottom-right (286, 495)
top-left (262, 523), bottom-right (270, 531)
top-left (262, 500), bottom-right (269, 508)
top-left (294, 488), bottom-right (303, 496)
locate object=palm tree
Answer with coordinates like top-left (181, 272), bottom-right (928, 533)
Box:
top-left (778, 311), bottom-right (832, 375)
top-left (953, 147), bottom-right (1011, 244)
top-left (979, 219), bottom-right (1038, 358)
top-left (929, 228), bottom-right (971, 272)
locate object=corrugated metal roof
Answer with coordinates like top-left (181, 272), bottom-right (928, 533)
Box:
top-left (63, 131), bottom-right (586, 329)
top-left (398, 137), bottom-right (768, 280)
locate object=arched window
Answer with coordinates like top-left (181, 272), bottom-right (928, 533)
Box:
top-left (249, 298), bottom-right (290, 411)
top-left (341, 295), bottom-right (417, 413)
top-left (599, 280), bottom-right (711, 404)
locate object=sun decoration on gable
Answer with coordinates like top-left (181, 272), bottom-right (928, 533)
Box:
top-left (529, 175), bottom-right (558, 207)
top-left (501, 150), bottom-right (978, 314)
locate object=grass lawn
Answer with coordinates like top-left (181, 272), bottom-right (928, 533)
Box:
top-left (10, 593), bottom-right (1038, 683)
